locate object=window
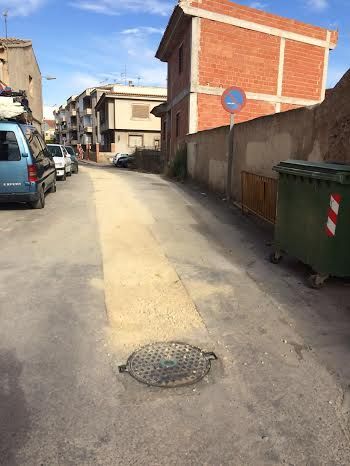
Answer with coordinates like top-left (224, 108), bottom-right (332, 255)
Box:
top-left (154, 139), bottom-right (160, 149)
top-left (175, 112), bottom-right (180, 138)
top-left (65, 146), bottom-right (75, 157)
top-left (132, 105), bottom-right (149, 119)
top-left (128, 135), bottom-right (144, 148)
top-left (178, 44), bottom-right (183, 74)
top-left (47, 145), bottom-right (63, 158)
top-left (0, 131), bottom-right (21, 161)
top-left (28, 75), bottom-right (33, 97)
top-left (24, 129), bottom-right (47, 161)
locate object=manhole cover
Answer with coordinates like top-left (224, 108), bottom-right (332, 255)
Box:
top-left (119, 342), bottom-right (217, 388)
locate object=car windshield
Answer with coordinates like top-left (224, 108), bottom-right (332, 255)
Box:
top-left (65, 147), bottom-right (75, 157)
top-left (47, 145), bottom-right (63, 157)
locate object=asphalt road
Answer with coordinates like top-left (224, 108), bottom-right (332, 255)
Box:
top-left (0, 165), bottom-right (350, 465)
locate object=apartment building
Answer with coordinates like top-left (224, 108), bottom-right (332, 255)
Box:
top-left (0, 38), bottom-right (43, 131)
top-left (55, 84), bottom-right (117, 151)
top-left (54, 105), bottom-right (67, 144)
top-left (91, 85), bottom-right (116, 148)
top-left (95, 85), bottom-right (167, 157)
top-left (155, 0), bottom-right (338, 159)
top-left (66, 95), bottom-right (78, 147)
top-left (77, 88), bottom-right (93, 146)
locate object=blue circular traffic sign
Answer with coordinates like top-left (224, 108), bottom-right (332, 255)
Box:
top-left (221, 86), bottom-right (246, 114)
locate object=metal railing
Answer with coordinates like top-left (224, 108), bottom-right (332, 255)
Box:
top-left (241, 171), bottom-right (277, 224)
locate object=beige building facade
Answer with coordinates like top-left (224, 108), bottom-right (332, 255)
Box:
top-left (0, 38), bottom-right (43, 130)
top-left (95, 85), bottom-right (167, 155)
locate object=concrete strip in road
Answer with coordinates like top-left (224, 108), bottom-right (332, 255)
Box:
top-left (89, 167), bottom-right (208, 358)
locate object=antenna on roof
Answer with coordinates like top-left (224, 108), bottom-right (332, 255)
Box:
top-left (121, 64), bottom-right (127, 86)
top-left (3, 10), bottom-right (8, 39)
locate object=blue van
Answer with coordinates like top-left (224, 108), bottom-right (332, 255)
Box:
top-left (0, 121), bottom-right (56, 209)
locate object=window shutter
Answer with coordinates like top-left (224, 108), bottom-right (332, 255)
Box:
top-left (132, 105), bottom-right (149, 119)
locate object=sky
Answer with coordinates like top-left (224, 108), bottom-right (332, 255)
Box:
top-left (2, 0), bottom-right (349, 119)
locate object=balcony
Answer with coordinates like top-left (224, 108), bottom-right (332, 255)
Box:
top-left (69, 125), bottom-right (77, 131)
top-left (84, 126), bottom-right (93, 133)
top-left (70, 109), bottom-right (77, 117)
top-left (83, 108), bottom-right (92, 116)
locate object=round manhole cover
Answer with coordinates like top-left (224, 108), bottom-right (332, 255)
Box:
top-left (119, 342), bottom-right (217, 388)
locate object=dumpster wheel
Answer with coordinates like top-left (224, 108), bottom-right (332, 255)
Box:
top-left (308, 274), bottom-right (329, 290)
top-left (270, 251), bottom-right (283, 265)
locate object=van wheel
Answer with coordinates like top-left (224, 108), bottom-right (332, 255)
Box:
top-left (30, 187), bottom-right (45, 209)
top-left (61, 172), bottom-right (66, 181)
top-left (67, 170), bottom-right (72, 177)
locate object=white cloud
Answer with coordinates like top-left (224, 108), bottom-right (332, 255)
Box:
top-left (121, 27), bottom-right (165, 35)
top-left (306, 0), bottom-right (329, 11)
top-left (71, 0), bottom-right (174, 16)
top-left (249, 2), bottom-right (268, 9)
top-left (68, 1), bottom-right (119, 15)
top-left (0, 0), bottom-right (46, 16)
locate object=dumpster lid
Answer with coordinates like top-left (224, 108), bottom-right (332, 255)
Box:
top-left (273, 160), bottom-right (350, 184)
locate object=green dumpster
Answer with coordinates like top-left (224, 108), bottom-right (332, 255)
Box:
top-left (270, 160), bottom-right (350, 288)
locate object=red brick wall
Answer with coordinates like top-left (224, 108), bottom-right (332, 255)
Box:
top-left (282, 40), bottom-right (325, 100)
top-left (199, 19), bottom-right (280, 94)
top-left (281, 103), bottom-right (301, 112)
top-left (170, 97), bottom-right (189, 157)
top-left (198, 94), bottom-right (275, 131)
top-left (168, 23), bottom-right (192, 102)
top-left (189, 0), bottom-right (336, 42)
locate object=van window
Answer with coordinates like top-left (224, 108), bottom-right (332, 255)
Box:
top-left (25, 131), bottom-right (46, 161)
top-left (0, 131), bottom-right (21, 161)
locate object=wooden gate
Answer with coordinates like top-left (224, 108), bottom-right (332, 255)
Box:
top-left (241, 171), bottom-right (278, 224)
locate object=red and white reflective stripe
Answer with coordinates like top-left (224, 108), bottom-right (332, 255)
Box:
top-left (325, 193), bottom-right (342, 237)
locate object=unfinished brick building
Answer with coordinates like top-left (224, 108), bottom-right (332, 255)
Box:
top-left (154, 0), bottom-right (338, 160)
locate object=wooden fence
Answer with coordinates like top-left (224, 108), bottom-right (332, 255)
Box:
top-left (241, 171), bottom-right (278, 224)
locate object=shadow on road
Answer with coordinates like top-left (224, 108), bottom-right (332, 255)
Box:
top-left (0, 349), bottom-right (30, 466)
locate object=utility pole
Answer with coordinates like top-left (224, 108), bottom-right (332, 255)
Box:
top-left (3, 10), bottom-right (8, 39)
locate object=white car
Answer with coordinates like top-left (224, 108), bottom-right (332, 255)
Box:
top-left (47, 144), bottom-right (72, 180)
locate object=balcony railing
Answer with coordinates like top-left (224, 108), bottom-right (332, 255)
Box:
top-left (83, 108), bottom-right (92, 115)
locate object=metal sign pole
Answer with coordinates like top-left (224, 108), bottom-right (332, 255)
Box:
top-left (226, 114), bottom-right (235, 200)
top-left (221, 86), bottom-right (246, 201)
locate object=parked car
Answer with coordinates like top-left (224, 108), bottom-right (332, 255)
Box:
top-left (0, 122), bottom-right (56, 209)
top-left (116, 155), bottom-right (135, 168)
top-left (47, 144), bottom-right (72, 180)
top-left (113, 153), bottom-right (130, 166)
top-left (65, 146), bottom-right (79, 174)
